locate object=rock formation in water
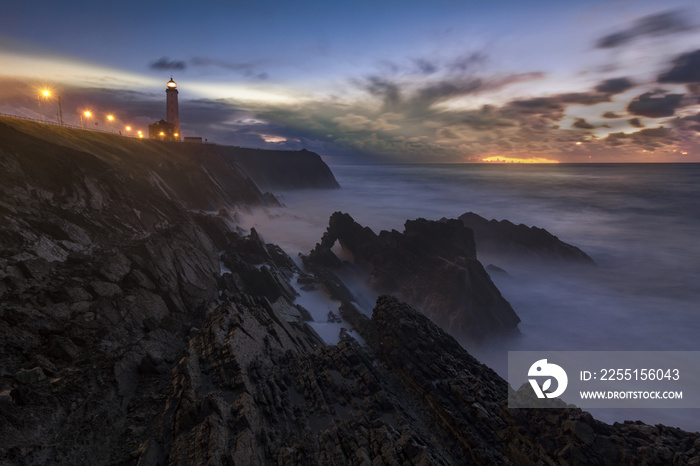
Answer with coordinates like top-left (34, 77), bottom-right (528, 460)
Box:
top-left (305, 212), bottom-right (521, 343)
top-left (457, 212), bottom-right (595, 264)
top-left (1, 116), bottom-right (698, 465)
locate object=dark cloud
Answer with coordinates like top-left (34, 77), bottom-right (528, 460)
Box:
top-left (602, 127), bottom-right (675, 151)
top-left (682, 112), bottom-right (700, 123)
top-left (409, 78), bottom-right (483, 110)
top-left (413, 59), bottom-right (438, 75)
top-left (627, 91), bottom-right (684, 118)
top-left (559, 92), bottom-right (610, 105)
top-left (629, 118), bottom-right (645, 128)
top-left (596, 10), bottom-right (693, 49)
top-left (636, 127), bottom-right (671, 138)
top-left (670, 111), bottom-right (700, 133)
top-left (436, 128), bottom-right (461, 139)
top-left (602, 111), bottom-right (623, 119)
top-left (150, 57), bottom-right (186, 71)
top-left (508, 97), bottom-right (562, 113)
top-left (447, 52), bottom-right (488, 72)
top-left (364, 76), bottom-right (402, 111)
top-left (459, 107), bottom-right (517, 131)
top-left (573, 118), bottom-right (595, 129)
top-left (604, 132), bottom-right (629, 146)
top-left (505, 96), bottom-right (568, 123)
top-left (595, 77), bottom-right (634, 94)
top-left (658, 50), bottom-right (700, 83)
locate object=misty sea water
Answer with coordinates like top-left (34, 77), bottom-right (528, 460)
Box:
top-left (239, 162), bottom-right (700, 431)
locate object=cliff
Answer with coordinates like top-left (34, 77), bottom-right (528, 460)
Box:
top-left (227, 147), bottom-right (341, 191)
top-left (1, 117), bottom-right (698, 465)
top-left (0, 117), bottom-right (339, 204)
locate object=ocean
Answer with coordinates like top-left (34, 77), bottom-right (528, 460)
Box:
top-left (238, 162), bottom-right (700, 431)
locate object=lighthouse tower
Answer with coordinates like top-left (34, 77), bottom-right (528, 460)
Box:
top-left (166, 78), bottom-right (180, 141)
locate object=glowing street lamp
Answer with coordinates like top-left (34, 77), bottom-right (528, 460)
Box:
top-left (38, 89), bottom-right (50, 122)
top-left (106, 114), bottom-right (114, 132)
top-left (81, 110), bottom-right (92, 130)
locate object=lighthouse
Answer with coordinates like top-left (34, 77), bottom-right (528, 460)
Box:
top-left (148, 78), bottom-right (183, 141)
top-left (166, 78), bottom-right (180, 141)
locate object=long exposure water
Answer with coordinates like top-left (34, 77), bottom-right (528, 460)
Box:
top-left (238, 162), bottom-right (700, 431)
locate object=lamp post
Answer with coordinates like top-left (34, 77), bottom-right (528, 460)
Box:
top-left (57, 96), bottom-right (64, 126)
top-left (81, 110), bottom-right (92, 130)
top-left (38, 89), bottom-right (50, 122)
top-left (106, 114), bottom-right (114, 132)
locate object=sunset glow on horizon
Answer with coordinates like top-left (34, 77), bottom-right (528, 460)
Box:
top-left (482, 156), bottom-right (561, 164)
top-left (2, 1), bottom-right (700, 162)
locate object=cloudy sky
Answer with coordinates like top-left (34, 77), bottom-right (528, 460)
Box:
top-left (2, 0), bottom-right (700, 162)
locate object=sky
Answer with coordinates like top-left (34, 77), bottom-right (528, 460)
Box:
top-left (2, 0), bottom-right (700, 162)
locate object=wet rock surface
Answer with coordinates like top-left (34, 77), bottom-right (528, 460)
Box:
top-left (457, 211), bottom-right (595, 264)
top-left (1, 118), bottom-right (698, 465)
top-left (305, 212), bottom-right (521, 343)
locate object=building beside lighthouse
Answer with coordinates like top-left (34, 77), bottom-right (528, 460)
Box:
top-left (148, 78), bottom-right (181, 142)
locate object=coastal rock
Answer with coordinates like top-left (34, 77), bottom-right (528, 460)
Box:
top-left (1, 116), bottom-right (696, 465)
top-left (458, 211), bottom-right (595, 264)
top-left (306, 212), bottom-right (520, 342)
top-left (227, 148), bottom-right (341, 191)
top-left (151, 294), bottom-right (700, 465)
top-left (0, 117), bottom-right (338, 463)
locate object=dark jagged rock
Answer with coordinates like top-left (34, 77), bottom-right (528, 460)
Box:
top-left (143, 294), bottom-right (700, 465)
top-left (457, 211), bottom-right (595, 264)
top-left (1, 117), bottom-right (697, 465)
top-left (306, 212), bottom-right (520, 342)
top-left (0, 117), bottom-right (336, 464)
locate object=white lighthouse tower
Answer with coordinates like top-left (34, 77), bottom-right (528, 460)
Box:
top-left (166, 78), bottom-right (180, 141)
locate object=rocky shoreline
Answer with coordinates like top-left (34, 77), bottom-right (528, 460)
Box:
top-left (1, 117), bottom-right (699, 465)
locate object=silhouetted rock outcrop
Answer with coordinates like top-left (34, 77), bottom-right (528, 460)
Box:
top-left (228, 148), bottom-right (341, 191)
top-left (1, 117), bottom-right (697, 465)
top-left (305, 212), bottom-right (520, 342)
top-left (458, 211), bottom-right (595, 264)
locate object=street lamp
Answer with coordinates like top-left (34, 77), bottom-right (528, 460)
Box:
top-left (38, 89), bottom-right (50, 122)
top-left (106, 114), bottom-right (114, 132)
top-left (81, 110), bottom-right (92, 130)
